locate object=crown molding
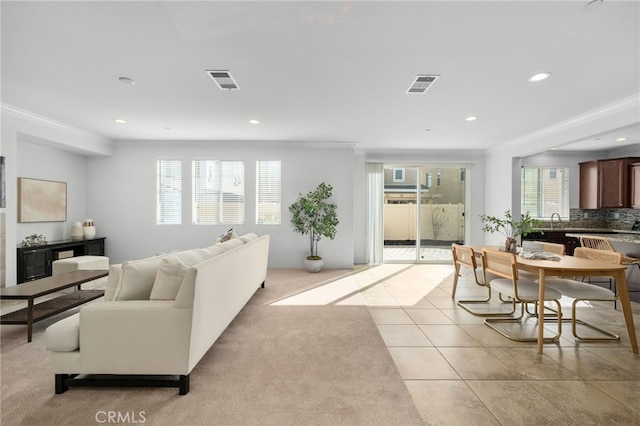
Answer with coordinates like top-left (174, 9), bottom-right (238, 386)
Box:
top-left (115, 140), bottom-right (359, 150)
top-left (493, 94), bottom-right (640, 154)
top-left (1, 103), bottom-right (111, 143)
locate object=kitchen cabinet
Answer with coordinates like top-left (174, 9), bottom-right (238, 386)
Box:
top-left (522, 231), bottom-right (581, 255)
top-left (579, 157), bottom-right (640, 209)
top-left (579, 161), bottom-right (598, 209)
top-left (632, 162), bottom-right (640, 209)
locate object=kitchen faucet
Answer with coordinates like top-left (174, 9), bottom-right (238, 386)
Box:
top-left (550, 213), bottom-right (561, 229)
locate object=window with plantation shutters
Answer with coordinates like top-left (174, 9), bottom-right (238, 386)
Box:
top-left (256, 160), bottom-right (281, 225)
top-left (521, 166), bottom-right (569, 219)
top-left (192, 160), bottom-right (245, 225)
top-left (157, 160), bottom-right (182, 225)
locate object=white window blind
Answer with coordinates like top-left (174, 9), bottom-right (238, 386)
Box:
top-left (256, 160), bottom-right (281, 225)
top-left (521, 166), bottom-right (569, 219)
top-left (157, 160), bottom-right (182, 225)
top-left (192, 160), bottom-right (245, 224)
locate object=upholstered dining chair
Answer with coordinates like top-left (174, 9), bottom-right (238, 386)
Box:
top-left (482, 248), bottom-right (563, 342)
top-left (543, 247), bottom-right (622, 340)
top-left (519, 241), bottom-right (566, 280)
top-left (519, 241), bottom-right (567, 316)
top-left (579, 235), bottom-right (640, 307)
top-left (451, 244), bottom-right (510, 316)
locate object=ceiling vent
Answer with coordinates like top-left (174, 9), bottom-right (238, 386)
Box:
top-left (406, 75), bottom-right (439, 94)
top-left (206, 70), bottom-right (240, 90)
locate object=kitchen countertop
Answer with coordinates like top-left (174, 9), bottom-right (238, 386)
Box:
top-left (564, 232), bottom-right (640, 244)
top-left (532, 228), bottom-right (640, 235)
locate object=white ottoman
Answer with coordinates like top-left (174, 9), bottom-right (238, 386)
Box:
top-left (53, 255), bottom-right (110, 275)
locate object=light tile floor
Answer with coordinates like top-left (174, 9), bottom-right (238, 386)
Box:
top-left (276, 264), bottom-right (640, 425)
top-left (384, 246), bottom-right (453, 262)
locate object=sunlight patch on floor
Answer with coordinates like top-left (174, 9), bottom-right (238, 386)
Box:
top-left (272, 264), bottom-right (455, 307)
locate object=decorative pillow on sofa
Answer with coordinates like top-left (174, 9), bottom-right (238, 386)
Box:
top-left (115, 255), bottom-right (165, 301)
top-left (202, 245), bottom-right (225, 258)
top-left (103, 264), bottom-right (123, 301)
top-left (216, 227), bottom-right (238, 243)
top-left (239, 233), bottom-right (258, 243)
top-left (150, 256), bottom-right (189, 300)
top-left (216, 238), bottom-right (244, 252)
top-left (172, 249), bottom-right (207, 266)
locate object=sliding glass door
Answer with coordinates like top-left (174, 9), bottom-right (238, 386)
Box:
top-left (383, 164), bottom-right (466, 263)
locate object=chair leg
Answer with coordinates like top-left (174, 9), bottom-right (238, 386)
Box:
top-left (571, 300), bottom-right (620, 341)
top-left (484, 300), bottom-right (562, 342)
top-left (451, 264), bottom-right (461, 299)
top-left (453, 269), bottom-right (514, 317)
top-left (457, 287), bottom-right (516, 317)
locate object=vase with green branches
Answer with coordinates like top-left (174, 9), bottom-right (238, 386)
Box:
top-left (479, 210), bottom-right (540, 252)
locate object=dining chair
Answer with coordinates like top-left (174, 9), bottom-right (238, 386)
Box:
top-left (451, 244), bottom-right (512, 316)
top-left (519, 241), bottom-right (566, 280)
top-left (579, 235), bottom-right (640, 269)
top-left (482, 248), bottom-right (563, 342)
top-left (579, 235), bottom-right (640, 307)
top-left (543, 247), bottom-right (622, 340)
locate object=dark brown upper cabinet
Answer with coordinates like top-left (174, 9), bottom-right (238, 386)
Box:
top-left (580, 157), bottom-right (640, 209)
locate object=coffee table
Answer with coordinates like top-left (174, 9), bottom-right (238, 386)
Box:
top-left (1, 270), bottom-right (109, 342)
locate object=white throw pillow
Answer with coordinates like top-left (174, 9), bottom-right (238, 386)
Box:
top-left (173, 249), bottom-right (205, 266)
top-left (116, 255), bottom-right (165, 301)
top-left (239, 233), bottom-right (258, 243)
top-left (216, 239), bottom-right (244, 252)
top-left (203, 245), bottom-right (225, 258)
top-left (150, 256), bottom-right (189, 300)
top-left (103, 264), bottom-right (122, 301)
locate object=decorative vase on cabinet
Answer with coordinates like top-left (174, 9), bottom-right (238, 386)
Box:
top-left (82, 219), bottom-right (96, 239)
top-left (70, 222), bottom-right (83, 240)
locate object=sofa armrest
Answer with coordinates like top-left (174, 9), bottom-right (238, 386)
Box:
top-left (78, 301), bottom-right (193, 375)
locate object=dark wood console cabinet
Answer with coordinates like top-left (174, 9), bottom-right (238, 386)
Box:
top-left (17, 237), bottom-right (106, 283)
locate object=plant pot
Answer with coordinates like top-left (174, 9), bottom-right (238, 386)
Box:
top-left (304, 257), bottom-right (324, 273)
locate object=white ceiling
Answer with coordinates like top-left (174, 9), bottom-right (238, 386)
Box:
top-left (1, 1), bottom-right (639, 153)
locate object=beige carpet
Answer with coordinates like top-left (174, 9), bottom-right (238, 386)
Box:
top-left (1, 268), bottom-right (424, 426)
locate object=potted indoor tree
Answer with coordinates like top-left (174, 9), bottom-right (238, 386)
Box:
top-left (479, 210), bottom-right (540, 252)
top-left (289, 182), bottom-right (339, 272)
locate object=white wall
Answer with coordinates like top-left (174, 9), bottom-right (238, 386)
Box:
top-left (86, 141), bottom-right (356, 269)
top-left (1, 107), bottom-right (113, 286)
top-left (16, 141), bottom-right (88, 242)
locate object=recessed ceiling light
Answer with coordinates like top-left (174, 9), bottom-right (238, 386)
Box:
top-left (164, 127), bottom-right (172, 130)
top-left (249, 119), bottom-right (260, 124)
top-left (113, 118), bottom-right (126, 124)
top-left (615, 137), bottom-right (628, 142)
top-left (528, 72), bottom-right (551, 82)
top-left (465, 116), bottom-right (477, 121)
top-left (118, 77), bottom-right (135, 85)
top-left (551, 147), bottom-right (558, 150)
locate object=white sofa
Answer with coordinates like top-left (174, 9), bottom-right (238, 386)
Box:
top-left (45, 233), bottom-right (269, 395)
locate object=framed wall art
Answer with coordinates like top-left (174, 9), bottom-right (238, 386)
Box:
top-left (18, 177), bottom-right (67, 222)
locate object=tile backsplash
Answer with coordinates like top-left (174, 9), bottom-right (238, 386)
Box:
top-left (569, 208), bottom-right (640, 230)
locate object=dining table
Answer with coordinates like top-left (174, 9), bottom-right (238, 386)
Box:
top-left (478, 247), bottom-right (638, 354)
